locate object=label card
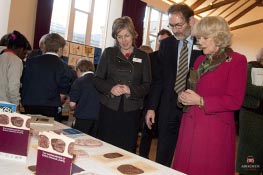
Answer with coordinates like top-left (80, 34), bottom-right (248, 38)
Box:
top-left (36, 131), bottom-right (75, 175)
top-left (251, 68), bottom-right (263, 86)
top-left (0, 112), bottom-right (31, 161)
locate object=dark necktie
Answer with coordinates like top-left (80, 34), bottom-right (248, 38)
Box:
top-left (174, 40), bottom-right (189, 93)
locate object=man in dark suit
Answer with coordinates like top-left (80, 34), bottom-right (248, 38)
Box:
top-left (145, 3), bottom-right (202, 167)
top-left (139, 29), bottom-right (172, 159)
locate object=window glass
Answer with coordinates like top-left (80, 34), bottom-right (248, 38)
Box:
top-left (149, 35), bottom-right (156, 51)
top-left (50, 0), bottom-right (70, 39)
top-left (161, 14), bottom-right (169, 30)
top-left (75, 0), bottom-right (91, 12)
top-left (142, 6), bottom-right (150, 45)
top-left (143, 6), bottom-right (170, 51)
top-left (90, 0), bottom-right (109, 47)
top-left (50, 0), bottom-right (109, 48)
top-left (72, 11), bottom-right (88, 44)
top-left (149, 9), bottom-right (160, 36)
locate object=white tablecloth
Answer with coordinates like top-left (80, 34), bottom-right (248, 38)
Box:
top-left (0, 121), bottom-right (186, 175)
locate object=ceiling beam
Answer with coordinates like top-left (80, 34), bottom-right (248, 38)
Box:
top-left (230, 19), bottom-right (263, 30)
top-left (205, 0), bottom-right (221, 16)
top-left (190, 0), bottom-right (206, 10)
top-left (166, 0), bottom-right (187, 4)
top-left (228, 2), bottom-right (259, 24)
top-left (194, 0), bottom-right (237, 15)
top-left (256, 0), bottom-right (263, 6)
top-left (224, 0), bottom-right (249, 18)
top-left (217, 1), bottom-right (239, 16)
top-left (205, 8), bottom-right (217, 17)
top-left (162, 0), bottom-right (174, 5)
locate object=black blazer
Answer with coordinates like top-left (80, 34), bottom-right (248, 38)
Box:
top-left (28, 49), bottom-right (42, 59)
top-left (149, 51), bottom-right (159, 81)
top-left (147, 36), bottom-right (202, 113)
top-left (69, 73), bottom-right (100, 120)
top-left (21, 54), bottom-right (73, 107)
top-left (94, 46), bottom-right (152, 112)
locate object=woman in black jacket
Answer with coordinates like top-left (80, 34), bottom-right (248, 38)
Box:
top-left (94, 16), bottom-right (151, 153)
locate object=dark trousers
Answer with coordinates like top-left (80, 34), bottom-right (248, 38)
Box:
top-left (139, 107), bottom-right (158, 158)
top-left (139, 121), bottom-right (155, 158)
top-left (23, 105), bottom-right (62, 122)
top-left (156, 106), bottom-right (182, 167)
top-left (98, 104), bottom-right (141, 153)
top-left (72, 118), bottom-right (98, 137)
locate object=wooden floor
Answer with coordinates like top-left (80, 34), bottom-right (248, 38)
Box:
top-left (136, 136), bottom-right (157, 161)
top-left (136, 136), bottom-right (240, 175)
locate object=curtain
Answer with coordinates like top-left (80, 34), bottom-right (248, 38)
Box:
top-left (122, 0), bottom-right (146, 47)
top-left (33, 0), bottom-right (54, 49)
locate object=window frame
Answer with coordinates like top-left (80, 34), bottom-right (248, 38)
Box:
top-left (143, 6), bottom-right (169, 51)
top-left (50, 0), bottom-right (108, 48)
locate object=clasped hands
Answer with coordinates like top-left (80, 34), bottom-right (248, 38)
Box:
top-left (178, 89), bottom-right (201, 106)
top-left (111, 84), bottom-right (130, 96)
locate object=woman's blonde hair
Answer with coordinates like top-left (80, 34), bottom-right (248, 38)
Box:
top-left (193, 16), bottom-right (232, 48)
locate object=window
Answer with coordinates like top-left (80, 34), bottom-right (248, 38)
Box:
top-left (72, 0), bottom-right (92, 44)
top-left (50, 0), bottom-right (70, 38)
top-left (75, 0), bottom-right (91, 12)
top-left (143, 6), bottom-right (169, 51)
top-left (72, 11), bottom-right (88, 44)
top-left (90, 0), bottom-right (109, 48)
top-left (50, 0), bottom-right (109, 48)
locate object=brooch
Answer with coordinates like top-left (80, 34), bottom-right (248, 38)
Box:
top-left (226, 56), bottom-right (232, 62)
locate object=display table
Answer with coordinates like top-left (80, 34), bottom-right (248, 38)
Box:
top-left (0, 121), bottom-right (185, 175)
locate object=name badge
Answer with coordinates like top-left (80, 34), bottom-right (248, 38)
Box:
top-left (133, 57), bottom-right (142, 63)
top-left (193, 44), bottom-right (201, 50)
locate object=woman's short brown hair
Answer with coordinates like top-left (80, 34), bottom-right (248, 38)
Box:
top-left (193, 16), bottom-right (232, 48)
top-left (111, 16), bottom-right (138, 47)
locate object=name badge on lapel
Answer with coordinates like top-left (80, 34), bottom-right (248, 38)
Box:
top-left (133, 57), bottom-right (142, 63)
top-left (193, 45), bottom-right (201, 51)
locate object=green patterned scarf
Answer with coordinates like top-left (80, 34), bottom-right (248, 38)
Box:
top-left (197, 47), bottom-right (233, 77)
top-left (187, 47), bottom-right (233, 91)
top-left (181, 47), bottom-right (233, 111)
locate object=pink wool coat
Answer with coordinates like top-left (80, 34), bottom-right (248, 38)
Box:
top-left (173, 52), bottom-right (247, 175)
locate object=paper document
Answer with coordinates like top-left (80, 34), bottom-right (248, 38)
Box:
top-left (251, 68), bottom-right (263, 86)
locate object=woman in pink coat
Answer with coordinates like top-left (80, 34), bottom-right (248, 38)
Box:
top-left (172, 16), bottom-right (247, 175)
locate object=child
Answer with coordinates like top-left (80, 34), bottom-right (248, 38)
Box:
top-left (0, 30), bottom-right (31, 111)
top-left (69, 58), bottom-right (100, 137)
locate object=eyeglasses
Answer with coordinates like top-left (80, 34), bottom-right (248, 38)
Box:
top-left (167, 22), bottom-right (186, 30)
